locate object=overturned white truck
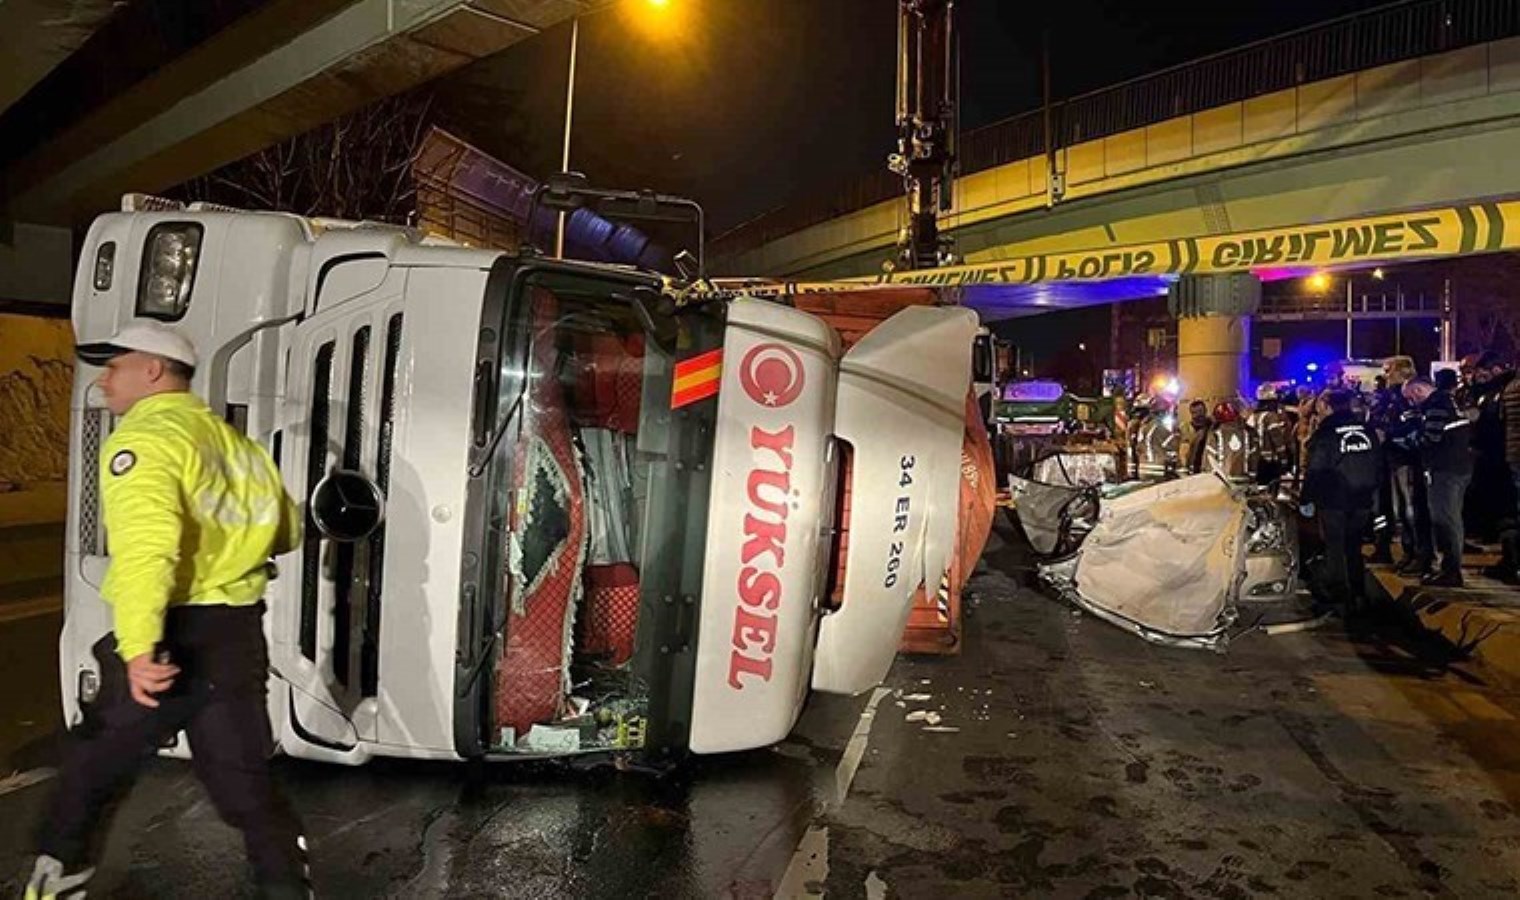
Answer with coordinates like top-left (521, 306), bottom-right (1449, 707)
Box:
top-left (61, 200), bottom-right (979, 764)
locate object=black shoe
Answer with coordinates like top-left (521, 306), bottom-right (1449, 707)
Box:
top-left (1398, 558), bottom-right (1434, 577)
top-left (1310, 601), bottom-right (1343, 619)
top-left (1421, 570), bottom-right (1464, 588)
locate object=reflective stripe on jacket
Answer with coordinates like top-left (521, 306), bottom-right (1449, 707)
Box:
top-left (1249, 409), bottom-right (1290, 462)
top-left (100, 392), bottom-right (301, 660)
top-left (1134, 419), bottom-right (1180, 478)
top-left (1207, 421), bottom-right (1260, 483)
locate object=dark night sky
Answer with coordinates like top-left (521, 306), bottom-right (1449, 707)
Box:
top-left (434, 0), bottom-right (1395, 232)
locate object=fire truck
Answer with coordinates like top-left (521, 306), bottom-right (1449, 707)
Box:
top-left (60, 198), bottom-right (987, 765)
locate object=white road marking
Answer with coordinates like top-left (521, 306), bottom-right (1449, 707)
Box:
top-left (773, 825), bottom-right (829, 899)
top-left (775, 686), bottom-right (893, 899)
top-left (834, 686), bottom-right (892, 808)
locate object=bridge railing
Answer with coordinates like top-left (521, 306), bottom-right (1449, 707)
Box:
top-left (716, 0), bottom-right (1520, 261)
top-left (1257, 290), bottom-right (1446, 320)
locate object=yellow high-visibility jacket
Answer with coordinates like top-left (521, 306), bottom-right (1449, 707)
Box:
top-left (99, 391), bottom-right (301, 660)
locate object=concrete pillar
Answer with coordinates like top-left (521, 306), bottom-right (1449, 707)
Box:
top-left (1169, 273), bottom-right (1261, 403)
top-left (1177, 315), bottom-right (1251, 402)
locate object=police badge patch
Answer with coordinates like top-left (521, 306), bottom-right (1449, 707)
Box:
top-left (109, 450), bottom-right (136, 476)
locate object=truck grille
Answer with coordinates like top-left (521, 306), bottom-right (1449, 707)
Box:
top-left (78, 408), bottom-right (110, 555)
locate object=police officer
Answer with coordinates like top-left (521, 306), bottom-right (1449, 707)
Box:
top-left (1469, 353), bottom-right (1516, 545)
top-left (1206, 401), bottom-right (1260, 485)
top-left (1302, 390), bottom-right (1382, 614)
top-left (28, 323), bottom-right (309, 899)
top-left (1381, 372), bottom-right (1435, 576)
top-left (1405, 376), bottom-right (1474, 587)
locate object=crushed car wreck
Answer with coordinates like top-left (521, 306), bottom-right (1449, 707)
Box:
top-left (1009, 467), bottom-right (1299, 651)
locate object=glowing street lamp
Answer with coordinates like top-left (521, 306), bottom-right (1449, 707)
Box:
top-left (1307, 272), bottom-right (1330, 292)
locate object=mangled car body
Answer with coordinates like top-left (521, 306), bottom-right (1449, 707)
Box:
top-left (1010, 473), bottom-right (1298, 650)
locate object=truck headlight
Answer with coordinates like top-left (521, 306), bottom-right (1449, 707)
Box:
top-left (136, 223), bottom-right (203, 320)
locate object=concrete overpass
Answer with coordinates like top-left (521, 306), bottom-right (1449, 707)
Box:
top-left (0, 0), bottom-right (598, 312)
top-left (712, 0), bottom-right (1520, 311)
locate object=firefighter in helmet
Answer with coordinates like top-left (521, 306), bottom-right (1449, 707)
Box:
top-left (1207, 400), bottom-right (1261, 485)
top-left (1134, 395), bottom-right (1181, 480)
top-left (1126, 394), bottom-right (1152, 478)
top-left (1248, 384), bottom-right (1291, 489)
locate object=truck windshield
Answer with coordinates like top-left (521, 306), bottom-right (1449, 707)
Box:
top-left (461, 264), bottom-right (724, 756)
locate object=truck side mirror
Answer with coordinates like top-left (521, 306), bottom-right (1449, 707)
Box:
top-left (621, 288), bottom-right (680, 356)
top-left (310, 469), bottom-right (385, 542)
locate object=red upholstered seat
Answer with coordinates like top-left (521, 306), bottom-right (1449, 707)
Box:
top-left (579, 563), bottom-right (640, 666)
top-left (571, 332), bottom-right (643, 435)
top-left (494, 294), bottom-right (588, 738)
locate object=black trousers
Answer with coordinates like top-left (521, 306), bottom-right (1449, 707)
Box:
top-left (1320, 508), bottom-right (1371, 608)
top-left (39, 603), bottom-right (306, 889)
top-left (1429, 469), bottom-right (1471, 576)
top-left (1391, 463), bottom-right (1433, 564)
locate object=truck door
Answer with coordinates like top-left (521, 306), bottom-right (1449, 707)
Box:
top-left (273, 292), bottom-right (404, 751)
top-left (812, 306), bottom-right (978, 694)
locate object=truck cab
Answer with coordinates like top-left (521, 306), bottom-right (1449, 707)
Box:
top-left (61, 202), bottom-right (979, 764)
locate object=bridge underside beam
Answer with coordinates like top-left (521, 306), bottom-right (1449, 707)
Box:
top-left (3, 0), bottom-right (592, 226)
top-left (0, 0), bottom-right (124, 120)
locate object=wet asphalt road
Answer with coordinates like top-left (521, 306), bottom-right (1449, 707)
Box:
top-left (4, 522), bottom-right (1520, 897)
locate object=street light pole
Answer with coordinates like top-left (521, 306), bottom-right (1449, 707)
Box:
top-left (1345, 277), bottom-right (1353, 358)
top-left (556, 15), bottom-right (581, 259)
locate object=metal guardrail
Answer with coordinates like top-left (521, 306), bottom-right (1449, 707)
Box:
top-left (714, 0), bottom-right (1520, 261)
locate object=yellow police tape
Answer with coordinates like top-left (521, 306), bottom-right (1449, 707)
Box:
top-left (727, 198), bottom-right (1520, 295)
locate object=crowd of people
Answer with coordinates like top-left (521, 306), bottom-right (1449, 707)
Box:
top-left (1126, 351), bottom-right (1520, 614)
